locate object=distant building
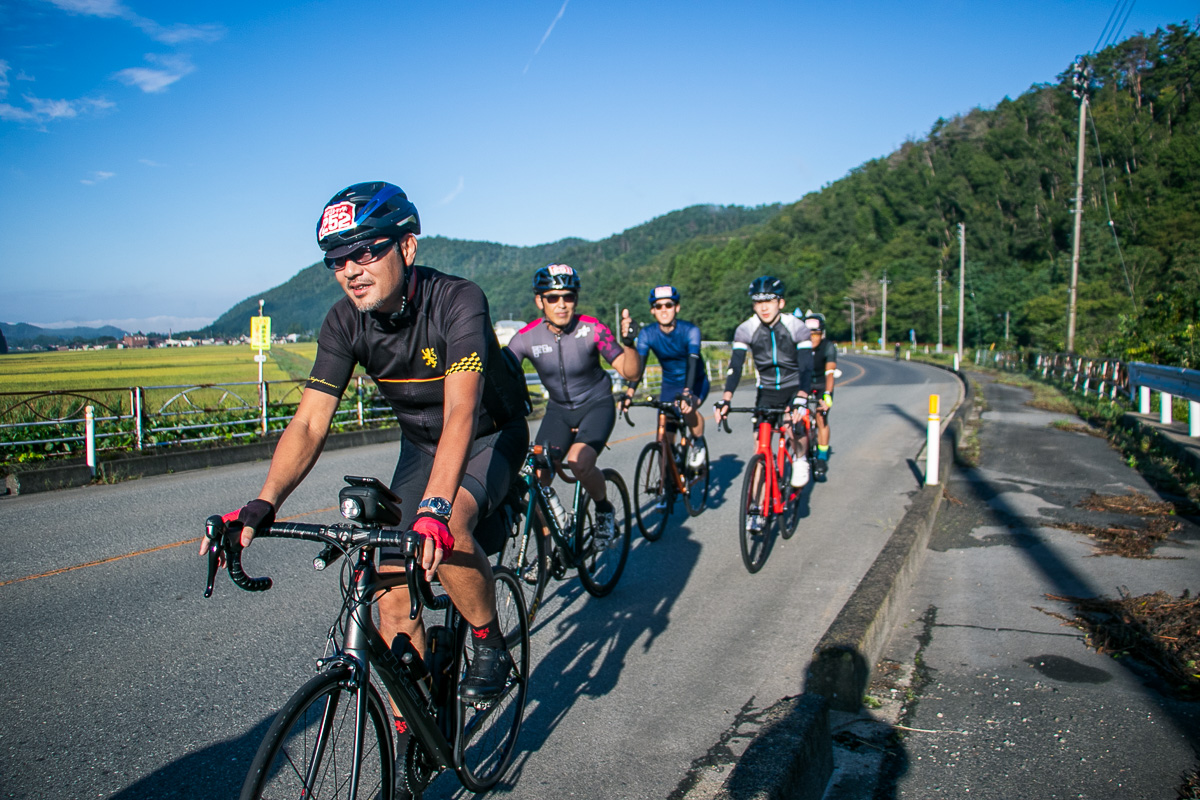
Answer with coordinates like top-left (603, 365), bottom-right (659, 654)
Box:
top-left (493, 320), bottom-right (526, 348)
top-left (123, 334), bottom-right (149, 348)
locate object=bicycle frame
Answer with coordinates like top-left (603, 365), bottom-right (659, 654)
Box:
top-left (506, 448), bottom-right (582, 579)
top-left (752, 415), bottom-right (792, 517)
top-left (654, 410), bottom-right (691, 498)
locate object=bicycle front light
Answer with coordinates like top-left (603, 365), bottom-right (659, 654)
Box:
top-left (341, 497), bottom-right (363, 519)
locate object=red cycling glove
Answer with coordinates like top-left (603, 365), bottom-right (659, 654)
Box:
top-left (412, 513), bottom-right (455, 553)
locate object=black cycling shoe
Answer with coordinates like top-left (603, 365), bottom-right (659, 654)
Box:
top-left (458, 645), bottom-right (513, 705)
top-left (814, 459), bottom-right (828, 479)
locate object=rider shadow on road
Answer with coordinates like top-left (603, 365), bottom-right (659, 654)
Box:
top-left (497, 527), bottom-right (704, 792)
top-left (705, 453), bottom-right (743, 512)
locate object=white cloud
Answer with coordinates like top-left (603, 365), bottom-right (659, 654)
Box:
top-left (40, 0), bottom-right (225, 45)
top-left (439, 176), bottom-right (465, 206)
top-left (139, 158), bottom-right (164, 167)
top-left (114, 53), bottom-right (194, 93)
top-left (80, 170), bottom-right (115, 185)
top-left (524, 0), bottom-right (571, 75)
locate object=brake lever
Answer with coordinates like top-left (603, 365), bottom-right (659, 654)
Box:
top-left (203, 515), bottom-right (225, 598)
top-left (402, 529), bottom-right (425, 620)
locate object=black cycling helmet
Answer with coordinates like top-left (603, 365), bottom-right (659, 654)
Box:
top-left (532, 264), bottom-right (581, 294)
top-left (317, 181), bottom-right (420, 256)
top-left (748, 276), bottom-right (785, 301)
top-left (648, 285), bottom-right (681, 306)
top-left (804, 311), bottom-right (827, 332)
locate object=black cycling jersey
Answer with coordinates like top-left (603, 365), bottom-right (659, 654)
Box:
top-left (506, 315), bottom-right (624, 410)
top-left (723, 312), bottom-right (814, 394)
top-left (306, 264), bottom-right (528, 454)
top-left (811, 337), bottom-right (838, 390)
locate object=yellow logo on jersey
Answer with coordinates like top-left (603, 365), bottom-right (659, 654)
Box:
top-left (422, 347), bottom-right (438, 368)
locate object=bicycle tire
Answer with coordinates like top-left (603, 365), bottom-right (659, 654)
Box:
top-left (576, 468), bottom-right (632, 597)
top-left (633, 441), bottom-right (669, 541)
top-left (778, 451), bottom-right (801, 540)
top-left (455, 567), bottom-right (530, 792)
top-left (682, 440), bottom-right (710, 517)
top-left (495, 487), bottom-right (548, 626)
top-left (241, 668), bottom-right (393, 800)
top-left (738, 453), bottom-right (772, 574)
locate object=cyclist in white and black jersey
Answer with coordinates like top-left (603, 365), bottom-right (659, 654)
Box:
top-left (506, 265), bottom-right (641, 543)
top-left (713, 276), bottom-right (815, 487)
top-left (803, 311), bottom-right (837, 479)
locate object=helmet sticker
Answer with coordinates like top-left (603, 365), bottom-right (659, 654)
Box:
top-left (653, 286), bottom-right (673, 299)
top-left (319, 202), bottom-right (357, 240)
top-left (547, 264), bottom-right (575, 276)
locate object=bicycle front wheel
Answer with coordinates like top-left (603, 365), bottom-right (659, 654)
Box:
top-left (738, 453), bottom-right (772, 574)
top-left (682, 439), bottom-right (710, 517)
top-left (633, 441), bottom-right (669, 541)
top-left (241, 669), bottom-right (393, 800)
top-left (779, 453), bottom-right (801, 540)
top-left (456, 567), bottom-right (530, 792)
top-left (577, 468), bottom-right (632, 597)
top-left (496, 490), bottom-right (548, 626)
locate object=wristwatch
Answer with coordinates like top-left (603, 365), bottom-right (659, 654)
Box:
top-left (417, 496), bottom-right (453, 521)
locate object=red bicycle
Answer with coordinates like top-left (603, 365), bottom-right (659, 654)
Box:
top-left (721, 402), bottom-right (812, 572)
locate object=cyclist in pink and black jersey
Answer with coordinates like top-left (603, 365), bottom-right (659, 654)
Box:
top-left (505, 264), bottom-right (641, 543)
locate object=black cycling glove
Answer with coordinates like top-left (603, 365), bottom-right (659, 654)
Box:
top-left (620, 319), bottom-right (640, 347)
top-left (222, 499), bottom-right (276, 543)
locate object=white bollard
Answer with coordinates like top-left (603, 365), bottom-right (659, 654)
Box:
top-left (905, 351), bottom-right (910, 361)
top-left (85, 404), bottom-right (96, 477)
top-left (926, 395), bottom-right (940, 486)
top-left (953, 353), bottom-right (960, 372)
top-left (1140, 386), bottom-right (1151, 414)
top-left (1190, 401), bottom-right (1199, 438)
top-left (1161, 392), bottom-right (1173, 425)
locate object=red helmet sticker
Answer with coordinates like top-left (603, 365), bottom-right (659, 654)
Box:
top-left (653, 286), bottom-right (674, 299)
top-left (319, 201), bottom-right (357, 240)
top-left (547, 264), bottom-right (575, 276)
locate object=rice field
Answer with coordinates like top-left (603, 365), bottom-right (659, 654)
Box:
top-left (0, 343), bottom-right (321, 393)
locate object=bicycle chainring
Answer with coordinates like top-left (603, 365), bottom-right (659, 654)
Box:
top-left (404, 736), bottom-right (439, 795)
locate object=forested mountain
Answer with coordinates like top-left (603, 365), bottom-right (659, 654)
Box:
top-left (204, 203), bottom-right (779, 337)
top-left (206, 24), bottom-right (1198, 367)
top-left (0, 322), bottom-right (127, 348)
top-left (660, 23), bottom-right (1198, 365)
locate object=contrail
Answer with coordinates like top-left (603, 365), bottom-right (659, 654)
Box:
top-left (523, 0), bottom-right (570, 75)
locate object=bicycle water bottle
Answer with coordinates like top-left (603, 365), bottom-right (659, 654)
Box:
top-left (542, 485), bottom-right (573, 531)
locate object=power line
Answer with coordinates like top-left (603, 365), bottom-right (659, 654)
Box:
top-left (1084, 102), bottom-right (1134, 302)
top-left (1093, 0), bottom-right (1128, 53)
top-left (1106, 0), bottom-right (1138, 50)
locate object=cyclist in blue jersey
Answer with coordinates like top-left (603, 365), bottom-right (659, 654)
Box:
top-left (713, 276), bottom-right (814, 487)
top-left (619, 285), bottom-right (709, 467)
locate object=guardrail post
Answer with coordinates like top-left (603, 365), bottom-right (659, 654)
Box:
top-left (357, 376), bottom-right (365, 426)
top-left (85, 405), bottom-right (96, 477)
top-left (1161, 392), bottom-right (1173, 425)
top-left (1190, 401), bottom-right (1199, 437)
top-left (926, 395), bottom-right (940, 486)
top-left (261, 381), bottom-right (270, 435)
top-left (1140, 386), bottom-right (1151, 414)
top-left (133, 386), bottom-right (144, 450)
top-left (953, 353), bottom-right (960, 371)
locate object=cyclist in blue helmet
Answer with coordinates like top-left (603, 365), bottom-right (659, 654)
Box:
top-left (208, 183), bottom-right (530, 765)
top-left (620, 285), bottom-right (710, 468)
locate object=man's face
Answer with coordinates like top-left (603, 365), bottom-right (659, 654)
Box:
top-left (535, 290), bottom-right (578, 328)
top-left (651, 299), bottom-right (679, 327)
top-left (753, 297), bottom-right (785, 325)
top-left (810, 329), bottom-right (823, 345)
top-left (334, 235), bottom-right (415, 313)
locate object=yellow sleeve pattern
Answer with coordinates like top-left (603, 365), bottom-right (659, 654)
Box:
top-left (446, 351), bottom-right (484, 374)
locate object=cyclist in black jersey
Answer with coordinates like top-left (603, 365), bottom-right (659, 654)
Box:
top-left (713, 276), bottom-right (815, 487)
top-left (506, 265), bottom-right (640, 543)
top-left (803, 311), bottom-right (837, 478)
top-left (203, 183), bottom-right (528, 743)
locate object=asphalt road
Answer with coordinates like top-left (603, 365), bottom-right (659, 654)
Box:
top-left (0, 355), bottom-right (960, 800)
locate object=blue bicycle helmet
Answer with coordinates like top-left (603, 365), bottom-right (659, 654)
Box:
top-left (317, 182), bottom-right (420, 257)
top-left (648, 285), bottom-right (681, 306)
top-left (748, 276), bottom-right (785, 300)
top-left (532, 264), bottom-right (581, 294)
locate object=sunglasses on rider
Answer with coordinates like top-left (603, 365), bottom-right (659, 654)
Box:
top-left (652, 301), bottom-right (676, 310)
top-left (324, 239), bottom-right (395, 270)
top-left (541, 293), bottom-right (577, 305)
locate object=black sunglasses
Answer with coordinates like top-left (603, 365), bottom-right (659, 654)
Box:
top-left (652, 301), bottom-right (676, 310)
top-left (541, 293), bottom-right (578, 305)
top-left (324, 239), bottom-right (395, 270)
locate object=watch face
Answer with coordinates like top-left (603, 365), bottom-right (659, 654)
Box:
top-left (421, 497), bottom-right (452, 518)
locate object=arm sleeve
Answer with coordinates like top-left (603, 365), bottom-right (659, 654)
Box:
top-left (723, 347), bottom-right (747, 395)
top-left (685, 353), bottom-right (701, 391)
top-left (593, 321), bottom-right (625, 364)
top-left (306, 307), bottom-right (357, 398)
top-left (795, 346), bottom-right (813, 393)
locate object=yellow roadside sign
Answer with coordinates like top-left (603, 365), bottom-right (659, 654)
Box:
top-left (250, 315), bottom-right (272, 350)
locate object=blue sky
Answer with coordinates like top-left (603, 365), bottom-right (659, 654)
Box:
top-left (2, 0), bottom-right (1197, 332)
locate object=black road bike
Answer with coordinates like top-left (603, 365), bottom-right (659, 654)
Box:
top-left (622, 398), bottom-right (710, 541)
top-left (204, 475), bottom-right (530, 799)
top-left (495, 444), bottom-right (631, 624)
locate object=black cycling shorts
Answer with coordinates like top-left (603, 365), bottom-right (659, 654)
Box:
top-left (754, 386), bottom-right (800, 411)
top-left (388, 416), bottom-right (529, 556)
top-left (537, 394), bottom-right (616, 459)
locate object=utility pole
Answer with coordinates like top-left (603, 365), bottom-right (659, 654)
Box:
top-left (1005, 310), bottom-right (1010, 343)
top-left (936, 267), bottom-right (944, 354)
top-left (1067, 58), bottom-right (1090, 354)
top-left (880, 271), bottom-right (891, 352)
top-left (957, 223), bottom-right (966, 360)
top-left (843, 296), bottom-right (856, 348)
